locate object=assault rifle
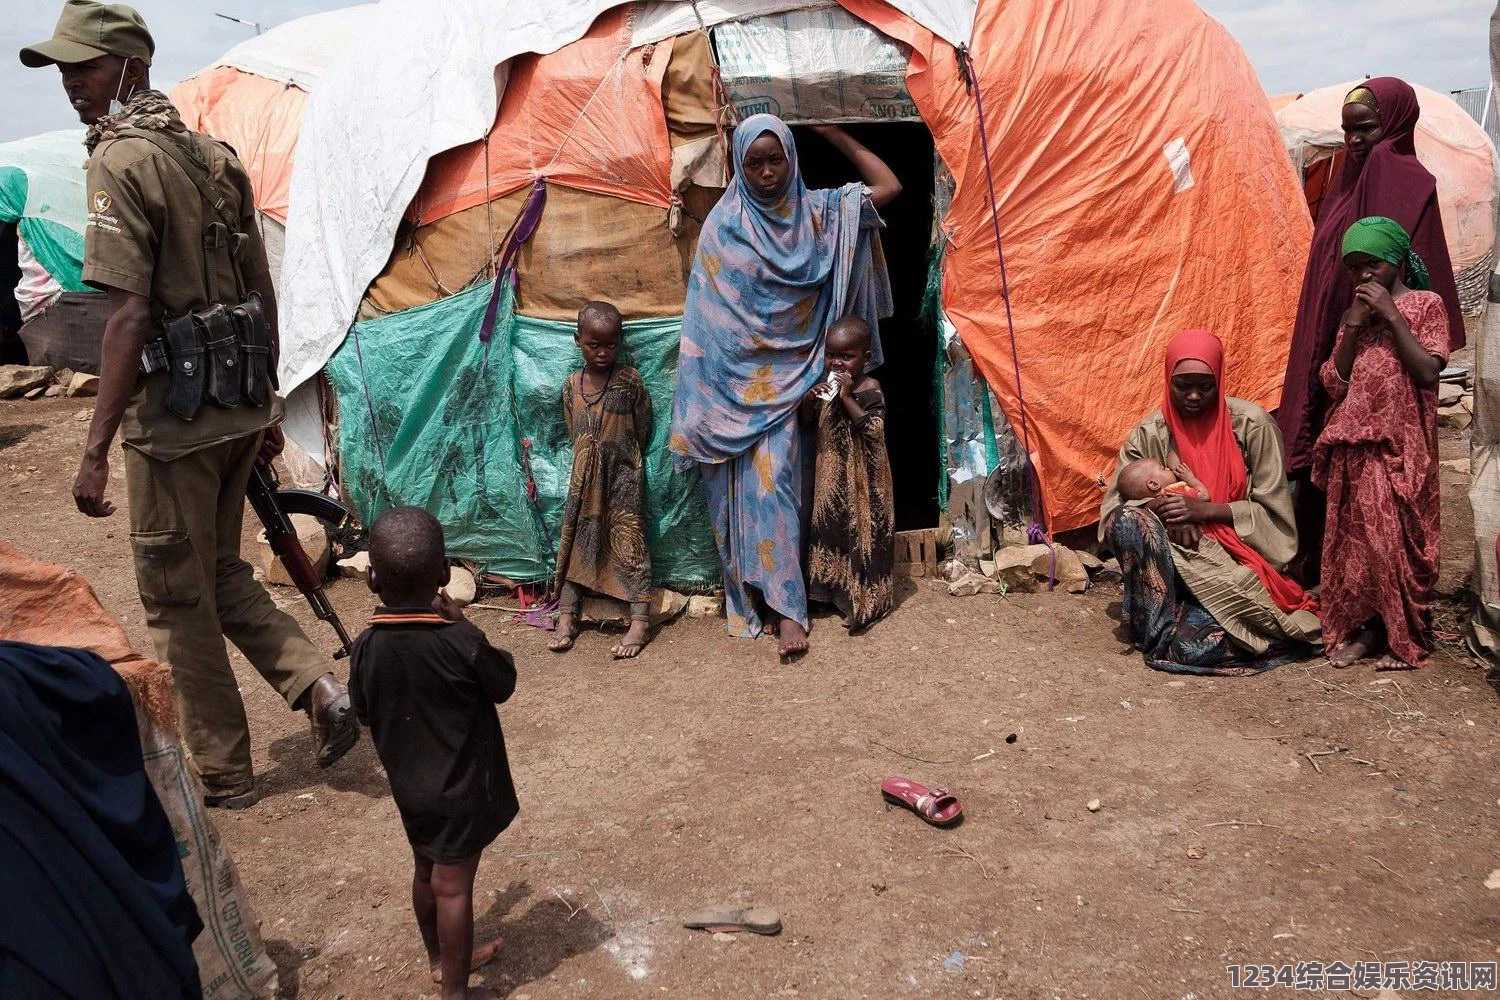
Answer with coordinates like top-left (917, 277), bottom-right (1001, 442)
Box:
top-left (246, 465), bottom-right (353, 658)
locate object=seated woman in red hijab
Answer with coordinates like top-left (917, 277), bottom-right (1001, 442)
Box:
top-left (1101, 331), bottom-right (1322, 675)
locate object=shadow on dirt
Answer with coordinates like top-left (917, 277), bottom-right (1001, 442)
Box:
top-left (0, 423), bottom-right (45, 451)
top-left (260, 729), bottom-right (390, 800)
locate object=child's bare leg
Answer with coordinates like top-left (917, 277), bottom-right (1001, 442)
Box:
top-left (549, 612), bottom-right (577, 652)
top-left (430, 853), bottom-right (496, 999)
top-left (550, 583), bottom-right (581, 652)
top-left (612, 606), bottom-right (651, 659)
top-left (412, 854), bottom-right (441, 971)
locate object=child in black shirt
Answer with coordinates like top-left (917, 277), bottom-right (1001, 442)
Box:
top-left (350, 506), bottom-right (517, 999)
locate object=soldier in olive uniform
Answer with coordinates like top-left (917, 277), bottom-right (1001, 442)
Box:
top-left (23, 1), bottom-right (359, 808)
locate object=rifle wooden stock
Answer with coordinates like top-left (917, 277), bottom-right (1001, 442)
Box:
top-left (246, 466), bottom-right (353, 658)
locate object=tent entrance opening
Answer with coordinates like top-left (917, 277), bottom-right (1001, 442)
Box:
top-left (793, 122), bottom-right (939, 531)
top-left (1, 224), bottom-right (23, 364)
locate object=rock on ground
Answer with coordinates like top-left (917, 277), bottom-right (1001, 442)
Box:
top-left (948, 571), bottom-right (1000, 597)
top-left (686, 593), bottom-right (725, 618)
top-left (0, 365), bottom-right (54, 399)
top-left (1032, 546), bottom-right (1089, 594)
top-left (445, 566), bottom-right (477, 607)
top-left (336, 550), bottom-right (370, 580)
top-left (64, 372), bottom-right (100, 398)
top-left (582, 588), bottom-right (689, 627)
top-left (1439, 404), bottom-right (1473, 431)
top-left (254, 513), bottom-right (330, 587)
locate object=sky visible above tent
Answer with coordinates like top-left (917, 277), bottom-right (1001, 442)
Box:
top-left (4, 0), bottom-right (1496, 142)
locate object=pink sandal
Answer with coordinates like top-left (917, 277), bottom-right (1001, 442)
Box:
top-left (881, 777), bottom-right (963, 826)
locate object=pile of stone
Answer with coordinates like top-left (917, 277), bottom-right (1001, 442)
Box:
top-left (1438, 368), bottom-right (1474, 431)
top-left (943, 542), bottom-right (1119, 597)
top-left (0, 364), bottom-right (98, 400)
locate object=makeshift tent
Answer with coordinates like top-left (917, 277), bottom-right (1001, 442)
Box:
top-left (227, 0), bottom-right (1309, 581)
top-left (0, 130), bottom-right (89, 317)
top-left (1468, 1), bottom-right (1500, 666)
top-left (1268, 92), bottom-right (1302, 114)
top-left (0, 129), bottom-right (112, 372)
top-left (1278, 81), bottom-right (1500, 315)
top-left (169, 5), bottom-right (371, 293)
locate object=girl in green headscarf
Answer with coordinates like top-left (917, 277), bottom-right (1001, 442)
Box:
top-left (1314, 216), bottom-right (1449, 670)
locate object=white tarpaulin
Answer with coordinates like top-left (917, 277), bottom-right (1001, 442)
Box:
top-left (216, 5), bottom-right (373, 89)
top-left (715, 5), bottom-right (917, 123)
top-left (277, 0), bottom-right (978, 462)
top-left (632, 0), bottom-right (834, 45)
top-left (0, 129), bottom-right (88, 234)
top-left (632, 0), bottom-right (974, 47)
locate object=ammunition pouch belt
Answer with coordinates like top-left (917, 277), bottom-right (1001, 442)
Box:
top-left (138, 292), bottom-right (275, 421)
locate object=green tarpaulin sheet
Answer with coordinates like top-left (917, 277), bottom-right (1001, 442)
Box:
top-left (326, 281), bottom-right (721, 589)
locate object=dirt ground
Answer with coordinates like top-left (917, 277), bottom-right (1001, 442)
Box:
top-left (4, 394), bottom-right (1500, 1000)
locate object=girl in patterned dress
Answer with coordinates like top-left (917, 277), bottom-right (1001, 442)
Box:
top-left (1315, 217), bottom-right (1449, 669)
top-left (550, 301), bottom-right (654, 660)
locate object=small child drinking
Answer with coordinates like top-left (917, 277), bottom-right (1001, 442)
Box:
top-left (803, 316), bottom-right (895, 631)
top-left (550, 301), bottom-right (655, 660)
top-left (1116, 457), bottom-right (1209, 502)
top-left (350, 507), bottom-right (517, 1000)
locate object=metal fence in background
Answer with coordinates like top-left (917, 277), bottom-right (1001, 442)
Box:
top-left (1453, 84), bottom-right (1499, 146)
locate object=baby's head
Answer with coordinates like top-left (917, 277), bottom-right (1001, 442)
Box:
top-left (367, 506), bottom-right (450, 608)
top-left (825, 316), bottom-right (873, 382)
top-left (575, 301), bottom-right (623, 374)
top-left (1118, 458), bottom-right (1176, 501)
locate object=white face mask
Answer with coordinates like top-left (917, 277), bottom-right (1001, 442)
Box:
top-left (106, 60), bottom-right (135, 117)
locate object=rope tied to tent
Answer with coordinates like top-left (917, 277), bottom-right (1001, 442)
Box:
top-left (955, 44), bottom-right (1056, 588)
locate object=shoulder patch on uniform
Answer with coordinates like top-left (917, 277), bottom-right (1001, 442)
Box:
top-left (91, 191), bottom-right (112, 213)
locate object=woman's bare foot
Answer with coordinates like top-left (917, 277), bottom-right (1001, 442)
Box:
top-left (430, 937), bottom-right (502, 983)
top-left (1327, 628), bottom-right (1380, 669)
top-left (611, 619), bottom-right (650, 660)
top-left (549, 614), bottom-right (578, 653)
top-left (776, 618), bottom-right (809, 658)
top-left (1375, 653), bottom-right (1420, 671)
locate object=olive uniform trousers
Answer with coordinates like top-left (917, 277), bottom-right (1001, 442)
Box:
top-left (125, 430), bottom-right (327, 794)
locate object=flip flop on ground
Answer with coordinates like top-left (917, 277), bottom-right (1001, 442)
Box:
top-left (881, 776), bottom-right (963, 827)
top-left (682, 906), bottom-right (782, 935)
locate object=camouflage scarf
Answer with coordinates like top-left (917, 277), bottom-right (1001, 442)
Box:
top-left (84, 89), bottom-right (185, 154)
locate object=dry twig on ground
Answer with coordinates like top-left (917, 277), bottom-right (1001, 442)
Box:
top-left (939, 845), bottom-right (994, 880)
top-left (868, 738), bottom-right (957, 764)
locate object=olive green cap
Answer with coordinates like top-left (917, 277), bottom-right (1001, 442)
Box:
top-left (20, 1), bottom-right (154, 68)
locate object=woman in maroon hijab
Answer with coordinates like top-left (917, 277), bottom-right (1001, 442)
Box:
top-left (1279, 77), bottom-right (1463, 584)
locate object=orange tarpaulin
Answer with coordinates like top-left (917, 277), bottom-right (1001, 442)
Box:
top-left (410, 8), bottom-right (674, 224)
top-left (171, 65), bottom-right (307, 225)
top-left (0, 540), bottom-right (175, 732)
top-left (844, 0), bottom-right (1312, 532)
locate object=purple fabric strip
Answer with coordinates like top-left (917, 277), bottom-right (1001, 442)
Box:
top-left (479, 177), bottom-right (549, 344)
